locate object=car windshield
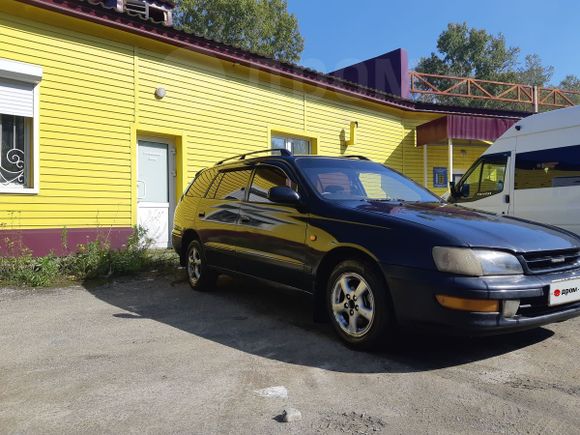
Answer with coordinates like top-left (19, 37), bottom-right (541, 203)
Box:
top-left (296, 158), bottom-right (441, 202)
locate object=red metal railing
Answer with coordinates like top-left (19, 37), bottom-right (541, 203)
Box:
top-left (537, 87), bottom-right (580, 108)
top-left (409, 71), bottom-right (580, 111)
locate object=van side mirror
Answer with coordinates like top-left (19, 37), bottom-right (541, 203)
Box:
top-left (268, 186), bottom-right (301, 205)
top-left (449, 181), bottom-right (456, 195)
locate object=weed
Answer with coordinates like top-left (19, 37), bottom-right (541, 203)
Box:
top-left (0, 226), bottom-right (179, 288)
top-left (0, 253), bottom-right (61, 287)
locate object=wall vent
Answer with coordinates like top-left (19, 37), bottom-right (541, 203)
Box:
top-left (122, 0), bottom-right (172, 25)
top-left (124, 0), bottom-right (148, 18)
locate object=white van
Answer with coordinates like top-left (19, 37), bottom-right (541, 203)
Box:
top-left (448, 105), bottom-right (580, 235)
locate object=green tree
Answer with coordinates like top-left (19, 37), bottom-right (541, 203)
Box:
top-left (415, 23), bottom-right (555, 110)
top-left (558, 74), bottom-right (580, 105)
top-left (559, 74), bottom-right (580, 91)
top-left (174, 0), bottom-right (304, 63)
top-left (517, 54), bottom-right (554, 87)
top-left (416, 23), bottom-right (520, 82)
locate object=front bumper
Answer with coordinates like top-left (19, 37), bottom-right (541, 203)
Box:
top-left (382, 264), bottom-right (580, 335)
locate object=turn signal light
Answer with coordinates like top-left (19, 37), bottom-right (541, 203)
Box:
top-left (436, 295), bottom-right (500, 313)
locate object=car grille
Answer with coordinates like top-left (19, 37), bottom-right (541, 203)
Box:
top-left (520, 248), bottom-right (580, 274)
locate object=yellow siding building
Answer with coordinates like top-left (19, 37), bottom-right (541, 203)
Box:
top-left (0, 0), bottom-right (521, 254)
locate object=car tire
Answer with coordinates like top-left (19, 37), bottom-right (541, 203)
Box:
top-left (326, 260), bottom-right (395, 350)
top-left (186, 240), bottom-right (217, 291)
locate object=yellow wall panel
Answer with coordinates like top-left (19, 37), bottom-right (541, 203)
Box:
top-left (0, 1), bottom-right (485, 236)
top-left (0, 9), bottom-right (134, 230)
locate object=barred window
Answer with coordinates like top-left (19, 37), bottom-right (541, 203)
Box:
top-left (0, 59), bottom-right (42, 194)
top-left (0, 114), bottom-right (31, 188)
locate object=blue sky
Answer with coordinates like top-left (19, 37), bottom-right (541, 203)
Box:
top-left (286, 0), bottom-right (579, 85)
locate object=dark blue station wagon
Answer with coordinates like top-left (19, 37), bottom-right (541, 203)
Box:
top-left (172, 150), bottom-right (580, 349)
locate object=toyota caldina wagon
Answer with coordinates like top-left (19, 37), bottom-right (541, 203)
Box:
top-left (172, 150), bottom-right (580, 349)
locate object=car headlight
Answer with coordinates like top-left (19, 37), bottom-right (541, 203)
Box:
top-left (432, 247), bottom-right (523, 276)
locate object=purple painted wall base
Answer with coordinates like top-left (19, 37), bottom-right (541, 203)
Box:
top-left (0, 227), bottom-right (134, 257)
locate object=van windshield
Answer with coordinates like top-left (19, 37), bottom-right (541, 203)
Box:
top-left (296, 158), bottom-right (440, 202)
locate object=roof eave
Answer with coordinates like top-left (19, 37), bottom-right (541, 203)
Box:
top-left (15, 0), bottom-right (529, 120)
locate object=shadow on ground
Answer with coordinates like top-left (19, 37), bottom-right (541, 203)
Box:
top-left (84, 273), bottom-right (553, 374)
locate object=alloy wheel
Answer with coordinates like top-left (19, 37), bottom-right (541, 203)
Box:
top-left (330, 272), bottom-right (375, 338)
top-left (188, 246), bottom-right (202, 282)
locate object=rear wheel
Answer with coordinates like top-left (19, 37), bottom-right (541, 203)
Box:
top-left (186, 240), bottom-right (217, 291)
top-left (327, 260), bottom-right (394, 350)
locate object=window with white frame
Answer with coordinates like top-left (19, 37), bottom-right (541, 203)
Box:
top-left (0, 59), bottom-right (42, 193)
top-left (271, 134), bottom-right (311, 155)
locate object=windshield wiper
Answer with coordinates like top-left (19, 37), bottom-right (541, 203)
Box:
top-left (365, 198), bottom-right (406, 202)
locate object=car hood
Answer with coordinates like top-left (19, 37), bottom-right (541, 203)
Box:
top-left (343, 200), bottom-right (580, 253)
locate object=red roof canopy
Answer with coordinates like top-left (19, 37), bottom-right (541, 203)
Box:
top-left (416, 115), bottom-right (517, 146)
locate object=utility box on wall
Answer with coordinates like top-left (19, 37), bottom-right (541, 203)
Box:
top-left (433, 167), bottom-right (448, 188)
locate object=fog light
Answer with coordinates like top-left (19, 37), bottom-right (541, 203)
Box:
top-left (502, 299), bottom-right (520, 317)
top-left (436, 295), bottom-right (500, 312)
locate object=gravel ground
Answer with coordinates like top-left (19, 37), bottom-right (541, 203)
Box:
top-left (1, 273), bottom-right (579, 434)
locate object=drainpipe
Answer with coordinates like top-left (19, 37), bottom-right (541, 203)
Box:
top-left (423, 144), bottom-right (428, 188)
top-left (448, 138), bottom-right (453, 191)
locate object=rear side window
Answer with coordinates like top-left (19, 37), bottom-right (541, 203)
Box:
top-left (186, 169), bottom-right (216, 198)
top-left (212, 169), bottom-right (252, 200)
top-left (205, 173), bottom-right (223, 199)
top-left (515, 145), bottom-right (580, 189)
top-left (248, 166), bottom-right (297, 203)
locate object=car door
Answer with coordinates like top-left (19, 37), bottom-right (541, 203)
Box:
top-left (450, 152), bottom-right (512, 216)
top-left (237, 163), bottom-right (309, 289)
top-left (196, 167), bottom-right (253, 271)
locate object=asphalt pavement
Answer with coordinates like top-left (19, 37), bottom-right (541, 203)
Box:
top-left (1, 274), bottom-right (579, 434)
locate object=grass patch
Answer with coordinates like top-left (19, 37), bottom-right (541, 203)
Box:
top-left (0, 227), bottom-right (180, 288)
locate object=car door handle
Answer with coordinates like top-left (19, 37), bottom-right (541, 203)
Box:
top-left (240, 215), bottom-right (250, 223)
top-left (198, 211), bottom-right (206, 218)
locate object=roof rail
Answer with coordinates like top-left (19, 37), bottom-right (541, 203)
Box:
top-left (344, 155), bottom-right (370, 161)
top-left (215, 148), bottom-right (292, 165)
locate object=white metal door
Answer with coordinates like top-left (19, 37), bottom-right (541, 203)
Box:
top-left (137, 140), bottom-right (176, 248)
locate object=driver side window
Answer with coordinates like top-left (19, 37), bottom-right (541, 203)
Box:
top-left (248, 166), bottom-right (297, 203)
top-left (456, 155), bottom-right (507, 201)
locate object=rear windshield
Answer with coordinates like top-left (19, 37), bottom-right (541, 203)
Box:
top-left (296, 158), bottom-right (440, 203)
top-left (185, 169), bottom-right (217, 198)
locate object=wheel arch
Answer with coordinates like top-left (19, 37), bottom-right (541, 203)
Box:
top-left (179, 229), bottom-right (200, 266)
top-left (312, 246), bottom-right (390, 322)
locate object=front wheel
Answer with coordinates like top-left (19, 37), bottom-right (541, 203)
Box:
top-left (186, 240), bottom-right (217, 291)
top-left (327, 260), bottom-right (395, 350)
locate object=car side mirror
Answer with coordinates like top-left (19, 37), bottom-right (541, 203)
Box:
top-left (268, 186), bottom-right (301, 205)
top-left (460, 183), bottom-right (470, 197)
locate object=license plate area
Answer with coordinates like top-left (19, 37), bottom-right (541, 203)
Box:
top-left (549, 277), bottom-right (580, 306)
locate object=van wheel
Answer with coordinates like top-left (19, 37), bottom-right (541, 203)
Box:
top-left (326, 260), bottom-right (394, 350)
top-left (186, 240), bottom-right (217, 291)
